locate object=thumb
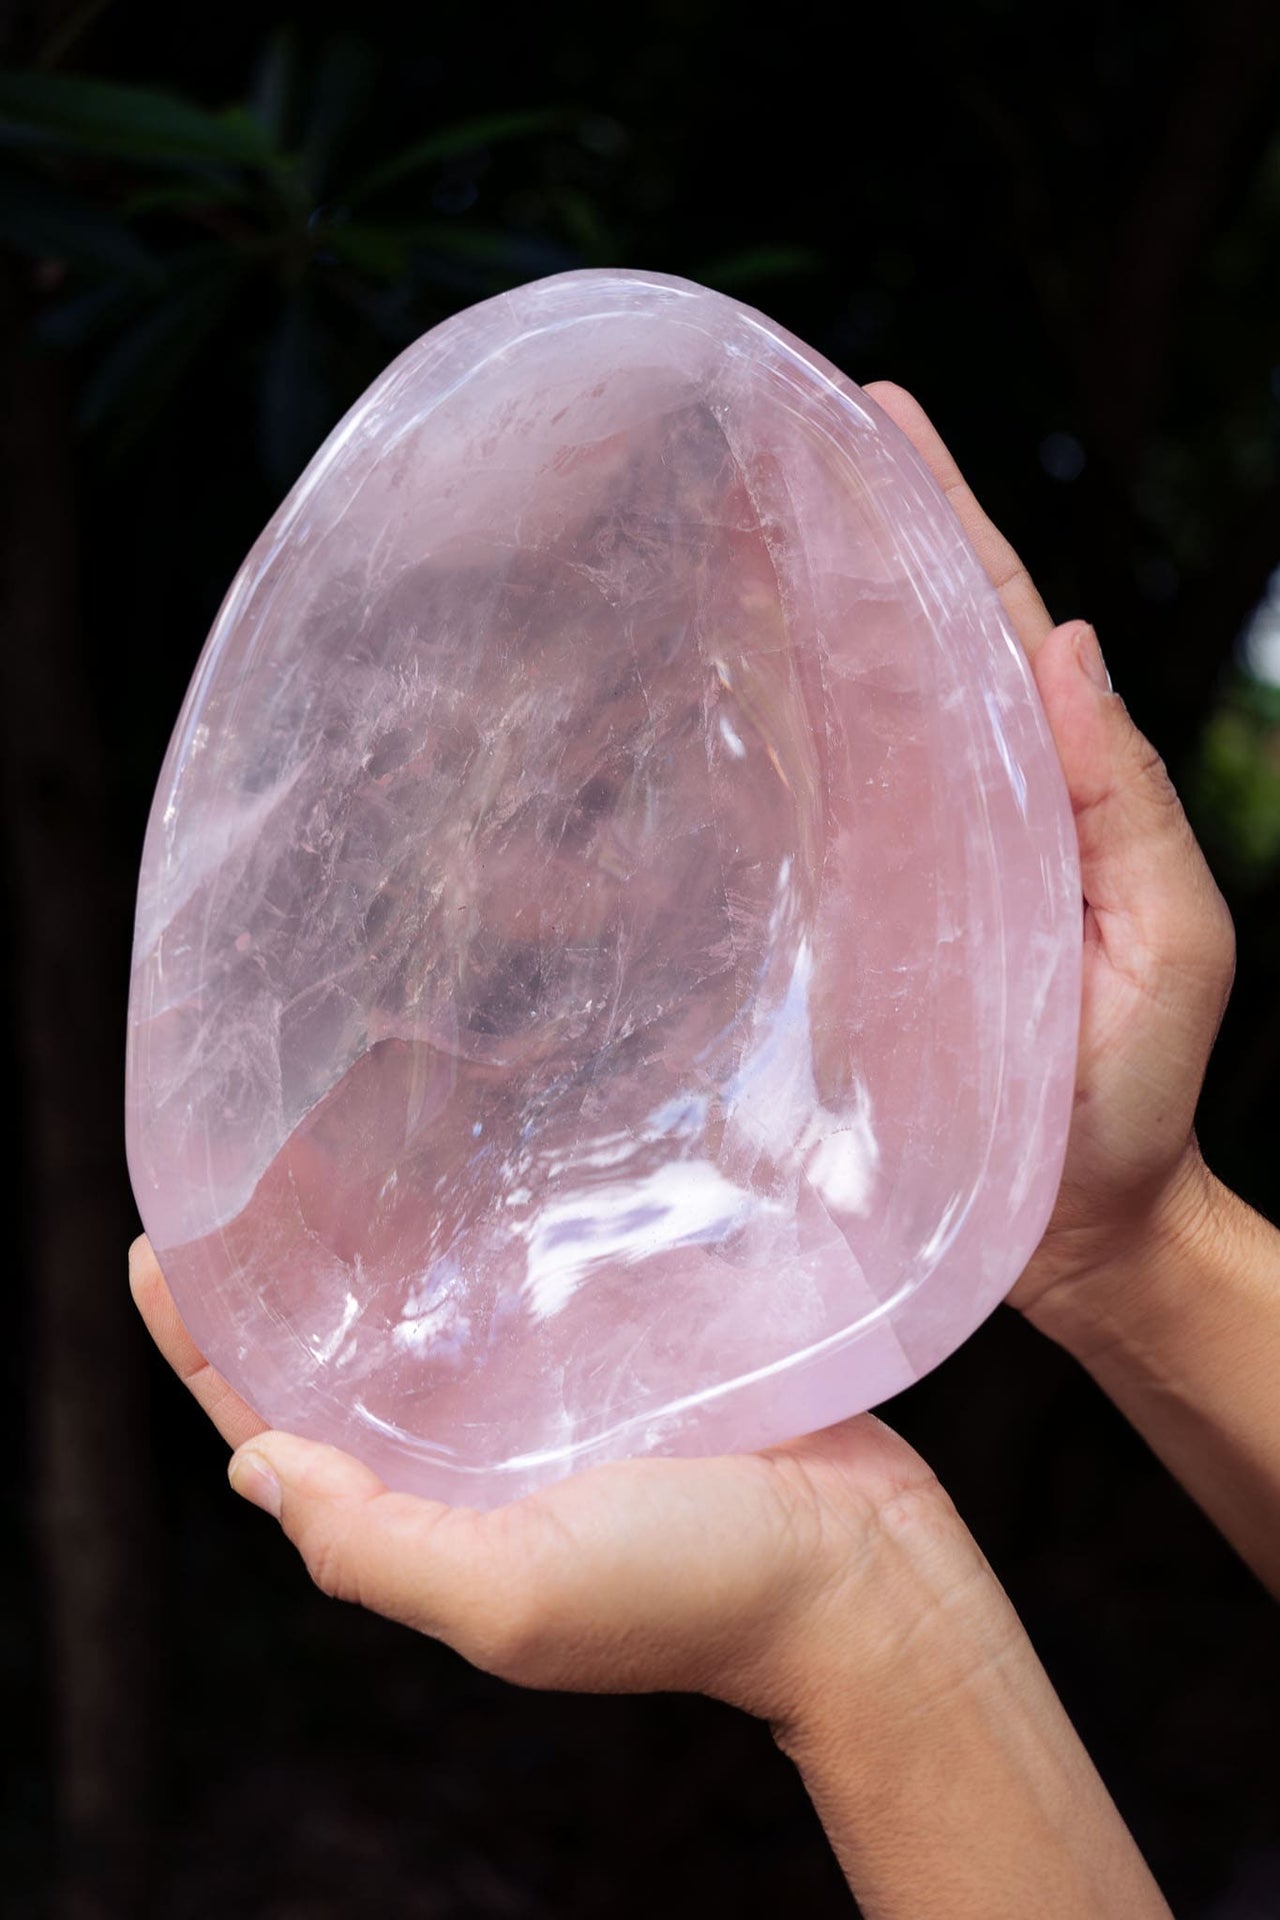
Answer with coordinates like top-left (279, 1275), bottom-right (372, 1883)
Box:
top-left (1033, 620), bottom-right (1235, 995)
top-left (225, 1434), bottom-right (638, 1688)
top-left (228, 1432), bottom-right (493, 1644)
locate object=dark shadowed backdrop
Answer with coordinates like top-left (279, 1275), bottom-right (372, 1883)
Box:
top-left (2, 2), bottom-right (1279, 1915)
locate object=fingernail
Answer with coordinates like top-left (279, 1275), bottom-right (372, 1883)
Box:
top-left (229, 1449), bottom-right (282, 1519)
top-left (1073, 623), bottom-right (1112, 692)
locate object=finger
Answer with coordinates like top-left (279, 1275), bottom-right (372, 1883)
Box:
top-left (227, 1429), bottom-right (823, 1697)
top-left (227, 1430), bottom-right (540, 1666)
top-left (1032, 620), bottom-right (1235, 994)
top-left (128, 1235), bottom-right (267, 1450)
top-left (226, 1428), bottom-right (685, 1668)
top-left (227, 1422), bottom-right (964, 1709)
top-left (863, 380), bottom-right (1054, 655)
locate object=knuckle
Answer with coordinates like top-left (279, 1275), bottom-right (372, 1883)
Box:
top-left (1161, 861), bottom-right (1238, 994)
top-left (1203, 887), bottom-right (1237, 989)
top-left (1126, 731), bottom-right (1181, 813)
top-left (872, 1473), bottom-right (955, 1547)
top-left (299, 1519), bottom-right (356, 1605)
top-left (1179, 909), bottom-right (1236, 1008)
top-left (127, 1244), bottom-right (162, 1311)
top-left (467, 1588), bottom-right (562, 1684)
top-left (452, 1503), bottom-right (579, 1683)
top-left (484, 1606), bottom-right (549, 1676)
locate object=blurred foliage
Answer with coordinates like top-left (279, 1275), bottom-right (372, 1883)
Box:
top-left (1, 8), bottom-right (1277, 1080)
top-left (0, 43), bottom-right (580, 482)
top-left (0, 39), bottom-right (816, 487)
top-left (1193, 671), bottom-right (1280, 884)
top-left (4, 10), bottom-right (1280, 1919)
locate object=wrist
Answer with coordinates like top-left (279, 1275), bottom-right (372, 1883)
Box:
top-left (1022, 1147), bottom-right (1234, 1367)
top-left (768, 1490), bottom-right (1173, 1918)
top-left (1021, 1157), bottom-right (1280, 1596)
top-left (763, 1476), bottom-right (1010, 1763)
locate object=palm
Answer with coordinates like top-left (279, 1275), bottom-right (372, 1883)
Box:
top-left (130, 1231), bottom-right (936, 1707)
top-left (864, 383), bottom-right (1233, 1321)
top-left (1012, 922), bottom-right (1185, 1310)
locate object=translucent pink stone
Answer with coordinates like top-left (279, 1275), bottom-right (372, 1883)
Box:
top-left (125, 269), bottom-right (1081, 1506)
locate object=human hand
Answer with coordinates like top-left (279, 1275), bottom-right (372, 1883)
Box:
top-left (865, 384), bottom-right (1237, 1330)
top-left (129, 1234), bottom-right (961, 1720)
top-left (130, 1233), bottom-right (1172, 1916)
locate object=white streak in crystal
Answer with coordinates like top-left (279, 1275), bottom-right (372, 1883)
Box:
top-left (718, 713), bottom-right (746, 758)
top-left (644, 1090), bottom-right (709, 1139)
top-left (917, 1190), bottom-right (966, 1267)
top-left (308, 1287), bottom-right (360, 1363)
top-left (393, 1301), bottom-right (472, 1358)
top-left (801, 1102), bottom-right (878, 1215)
top-left (726, 935), bottom-right (880, 1217)
top-left (983, 688), bottom-right (1028, 817)
top-left (519, 1160), bottom-right (760, 1322)
top-left (538, 1130), bottom-right (642, 1177)
top-left (393, 1255), bottom-right (472, 1359)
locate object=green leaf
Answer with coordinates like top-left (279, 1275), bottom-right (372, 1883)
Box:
top-left (259, 290), bottom-right (338, 488)
top-left (342, 108), bottom-right (563, 206)
top-left (546, 185), bottom-right (613, 263)
top-left (320, 220), bottom-right (412, 278)
top-left (323, 217), bottom-right (567, 282)
top-left (118, 178), bottom-right (256, 221)
top-left (697, 245), bottom-right (822, 290)
top-left (0, 70), bottom-right (279, 168)
top-left (302, 34), bottom-right (377, 199)
top-left (34, 276), bottom-right (138, 349)
top-left (249, 27), bottom-right (299, 150)
top-left (0, 168), bottom-right (159, 277)
top-left (408, 221), bottom-right (559, 266)
top-left (77, 251), bottom-right (240, 438)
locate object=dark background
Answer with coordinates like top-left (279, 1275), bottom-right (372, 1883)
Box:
top-left (3, 2), bottom-right (1280, 1915)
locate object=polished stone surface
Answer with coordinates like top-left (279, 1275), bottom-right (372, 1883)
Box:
top-left (126, 269), bottom-right (1081, 1505)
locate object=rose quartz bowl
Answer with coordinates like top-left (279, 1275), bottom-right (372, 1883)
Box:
top-left (126, 270), bottom-right (1081, 1507)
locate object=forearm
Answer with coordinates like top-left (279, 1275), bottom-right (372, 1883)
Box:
top-left (1028, 1158), bottom-right (1280, 1595)
top-left (770, 1488), bottom-right (1170, 1919)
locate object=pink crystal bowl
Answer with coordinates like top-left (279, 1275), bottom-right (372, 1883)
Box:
top-left (126, 269), bottom-right (1081, 1506)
